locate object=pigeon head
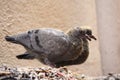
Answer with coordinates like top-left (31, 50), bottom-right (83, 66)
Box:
top-left (5, 31), bottom-right (33, 49)
top-left (69, 27), bottom-right (97, 41)
top-left (83, 29), bottom-right (97, 41)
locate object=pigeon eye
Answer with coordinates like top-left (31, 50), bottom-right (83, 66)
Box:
top-left (86, 30), bottom-right (92, 35)
top-left (28, 31), bottom-right (31, 34)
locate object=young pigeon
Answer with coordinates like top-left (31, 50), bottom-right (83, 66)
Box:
top-left (5, 27), bottom-right (96, 67)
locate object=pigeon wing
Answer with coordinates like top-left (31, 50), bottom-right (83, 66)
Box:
top-left (30, 29), bottom-right (70, 62)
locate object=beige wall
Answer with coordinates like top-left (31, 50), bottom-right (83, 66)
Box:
top-left (96, 0), bottom-right (120, 75)
top-left (0, 0), bottom-right (102, 76)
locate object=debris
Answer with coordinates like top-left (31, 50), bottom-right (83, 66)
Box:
top-left (1, 66), bottom-right (120, 80)
top-left (0, 66), bottom-right (77, 80)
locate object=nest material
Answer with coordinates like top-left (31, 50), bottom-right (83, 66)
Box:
top-left (0, 65), bottom-right (120, 80)
top-left (0, 65), bottom-right (77, 80)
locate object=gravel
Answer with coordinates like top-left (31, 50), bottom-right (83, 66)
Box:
top-left (0, 65), bottom-right (77, 80)
top-left (0, 65), bottom-right (120, 80)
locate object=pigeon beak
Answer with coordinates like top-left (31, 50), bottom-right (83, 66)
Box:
top-left (89, 35), bottom-right (97, 40)
top-left (85, 36), bottom-right (91, 41)
top-left (5, 36), bottom-right (18, 43)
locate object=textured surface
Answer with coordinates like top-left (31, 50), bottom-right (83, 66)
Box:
top-left (0, 66), bottom-right (77, 80)
top-left (96, 0), bottom-right (120, 74)
top-left (0, 66), bottom-right (120, 80)
top-left (0, 0), bottom-right (101, 76)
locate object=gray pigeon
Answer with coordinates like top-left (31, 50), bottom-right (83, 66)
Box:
top-left (5, 27), bottom-right (96, 67)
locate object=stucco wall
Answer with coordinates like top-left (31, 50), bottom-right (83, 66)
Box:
top-left (0, 0), bottom-right (102, 76)
top-left (96, 0), bottom-right (120, 74)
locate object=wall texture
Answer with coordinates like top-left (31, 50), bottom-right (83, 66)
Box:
top-left (96, 0), bottom-right (120, 74)
top-left (0, 0), bottom-right (102, 76)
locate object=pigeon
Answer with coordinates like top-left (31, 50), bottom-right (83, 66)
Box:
top-left (5, 27), bottom-right (96, 67)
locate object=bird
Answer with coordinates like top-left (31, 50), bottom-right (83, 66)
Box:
top-left (5, 27), bottom-right (96, 68)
